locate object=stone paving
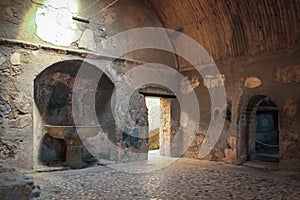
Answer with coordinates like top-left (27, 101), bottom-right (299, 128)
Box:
top-left (32, 155), bottom-right (300, 200)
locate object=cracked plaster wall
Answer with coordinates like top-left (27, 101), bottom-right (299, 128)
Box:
top-left (0, 0), bottom-right (176, 170)
top-left (181, 48), bottom-right (300, 168)
top-left (0, 0), bottom-right (299, 171)
top-left (0, 0), bottom-right (176, 66)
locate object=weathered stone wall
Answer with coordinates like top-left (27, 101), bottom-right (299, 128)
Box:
top-left (0, 45), bottom-right (162, 170)
top-left (0, 47), bottom-right (86, 169)
top-left (0, 0), bottom-right (177, 170)
top-left (0, 0), bottom-right (298, 172)
top-left (180, 48), bottom-right (300, 167)
top-left (237, 49), bottom-right (300, 167)
top-left (0, 0), bottom-right (176, 65)
top-left (159, 98), bottom-right (171, 156)
top-left (0, 165), bottom-right (40, 199)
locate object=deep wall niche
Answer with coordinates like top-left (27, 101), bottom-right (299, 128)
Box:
top-left (238, 95), bottom-right (279, 163)
top-left (33, 60), bottom-right (115, 168)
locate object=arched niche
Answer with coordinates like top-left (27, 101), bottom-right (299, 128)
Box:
top-left (238, 95), bottom-right (279, 163)
top-left (33, 60), bottom-right (115, 168)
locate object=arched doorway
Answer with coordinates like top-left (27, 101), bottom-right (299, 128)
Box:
top-left (239, 95), bottom-right (279, 163)
top-left (139, 85), bottom-right (181, 158)
top-left (255, 97), bottom-right (279, 162)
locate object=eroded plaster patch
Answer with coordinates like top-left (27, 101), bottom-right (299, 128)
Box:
top-left (180, 112), bottom-right (189, 128)
top-left (2, 6), bottom-right (19, 24)
top-left (10, 52), bottom-right (21, 65)
top-left (35, 4), bottom-right (82, 46)
top-left (77, 29), bottom-right (97, 51)
top-left (276, 65), bottom-right (300, 83)
top-left (244, 77), bottom-right (262, 89)
top-left (0, 55), bottom-right (6, 66)
top-left (180, 76), bottom-right (200, 94)
top-left (283, 100), bottom-right (297, 117)
top-left (203, 74), bottom-right (225, 89)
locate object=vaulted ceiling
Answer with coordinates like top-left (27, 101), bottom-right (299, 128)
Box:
top-left (149, 0), bottom-right (300, 68)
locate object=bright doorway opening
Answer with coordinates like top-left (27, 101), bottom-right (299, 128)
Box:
top-left (146, 97), bottom-right (161, 155)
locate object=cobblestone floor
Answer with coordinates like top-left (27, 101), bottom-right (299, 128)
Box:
top-left (32, 156), bottom-right (300, 200)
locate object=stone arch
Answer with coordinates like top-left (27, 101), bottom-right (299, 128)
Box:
top-left (238, 95), bottom-right (279, 163)
top-left (33, 59), bottom-right (115, 169)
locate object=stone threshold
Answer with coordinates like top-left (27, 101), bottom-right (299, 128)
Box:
top-left (243, 160), bottom-right (280, 170)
